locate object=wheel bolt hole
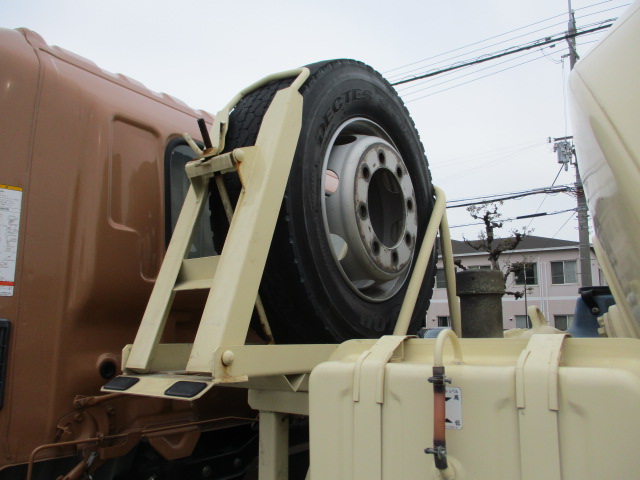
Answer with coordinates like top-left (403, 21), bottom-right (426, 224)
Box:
top-left (391, 251), bottom-right (399, 264)
top-left (396, 166), bottom-right (404, 178)
top-left (359, 203), bottom-right (368, 220)
top-left (362, 165), bottom-right (370, 180)
top-left (405, 233), bottom-right (412, 246)
top-left (406, 198), bottom-right (413, 211)
top-left (372, 241), bottom-right (380, 255)
top-left (378, 151), bottom-right (386, 165)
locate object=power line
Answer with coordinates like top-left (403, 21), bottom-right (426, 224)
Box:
top-left (387, 17), bottom-right (571, 82)
top-left (499, 164), bottom-right (570, 266)
top-left (398, 47), bottom-right (546, 96)
top-left (549, 211), bottom-right (578, 239)
top-left (524, 164), bottom-right (566, 228)
top-left (447, 183), bottom-right (561, 203)
top-left (430, 138), bottom-right (545, 167)
top-left (384, 1), bottom-right (625, 80)
top-left (402, 34), bottom-right (604, 102)
top-left (404, 55), bottom-right (543, 103)
top-left (450, 207), bottom-right (576, 229)
top-left (383, 11), bottom-right (569, 76)
top-left (391, 23), bottom-right (612, 87)
top-left (434, 142), bottom-right (545, 185)
top-left (576, 3), bottom-right (630, 22)
top-left (398, 27), bottom-right (607, 96)
top-left (385, 8), bottom-right (621, 101)
top-left (447, 185), bottom-right (573, 209)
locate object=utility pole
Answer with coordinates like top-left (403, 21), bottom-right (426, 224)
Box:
top-left (565, 0), bottom-right (593, 287)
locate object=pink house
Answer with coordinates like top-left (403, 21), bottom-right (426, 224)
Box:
top-left (427, 235), bottom-right (605, 331)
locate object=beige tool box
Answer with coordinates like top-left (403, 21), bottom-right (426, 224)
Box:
top-left (309, 334), bottom-right (640, 479)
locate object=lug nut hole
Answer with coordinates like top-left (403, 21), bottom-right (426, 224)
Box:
top-left (405, 233), bottom-right (412, 246)
top-left (359, 203), bottom-right (368, 220)
top-left (362, 165), bottom-right (370, 180)
top-left (406, 198), bottom-right (413, 211)
top-left (391, 251), bottom-right (399, 264)
top-left (378, 151), bottom-right (386, 165)
top-left (372, 241), bottom-right (381, 255)
top-left (396, 166), bottom-right (404, 178)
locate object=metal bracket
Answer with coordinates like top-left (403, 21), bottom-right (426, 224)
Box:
top-left (424, 445), bottom-right (448, 469)
top-left (427, 372), bottom-right (452, 386)
top-left (515, 333), bottom-right (568, 480)
top-left (393, 186), bottom-right (461, 338)
top-left (108, 68), bottom-right (314, 398)
top-left (110, 63), bottom-right (461, 402)
top-left (352, 335), bottom-right (412, 480)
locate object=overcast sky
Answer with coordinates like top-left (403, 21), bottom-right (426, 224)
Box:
top-left (1, 0), bottom-right (629, 241)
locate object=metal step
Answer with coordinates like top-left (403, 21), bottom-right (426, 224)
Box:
top-left (173, 256), bottom-right (219, 291)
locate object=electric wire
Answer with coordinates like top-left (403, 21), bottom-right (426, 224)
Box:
top-left (387, 18), bottom-right (573, 82)
top-left (394, 17), bottom-right (612, 83)
top-left (576, 3), bottom-right (630, 22)
top-left (498, 164), bottom-right (570, 266)
top-left (384, 6), bottom-right (621, 104)
top-left (400, 48), bottom-right (546, 97)
top-left (383, 11), bottom-right (568, 75)
top-left (447, 185), bottom-right (573, 209)
top-left (384, 1), bottom-right (627, 81)
top-left (431, 138), bottom-right (545, 168)
top-left (446, 183), bottom-right (563, 203)
top-left (549, 211), bottom-right (578, 240)
top-left (434, 142), bottom-right (543, 185)
top-left (397, 31), bottom-right (606, 103)
top-left (450, 207), bottom-right (576, 229)
top-left (404, 55), bottom-right (541, 103)
top-left (398, 30), bottom-right (606, 99)
top-left (402, 37), bottom-right (604, 101)
top-left (521, 165), bottom-right (564, 235)
top-left (391, 23), bottom-right (612, 87)
top-left (401, 3), bottom-right (622, 244)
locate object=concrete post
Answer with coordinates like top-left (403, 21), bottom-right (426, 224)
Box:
top-left (456, 270), bottom-right (505, 338)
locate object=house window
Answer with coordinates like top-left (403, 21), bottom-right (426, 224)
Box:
top-left (554, 314), bottom-right (574, 331)
top-left (165, 140), bottom-right (215, 258)
top-left (515, 315), bottom-right (529, 328)
top-left (514, 263), bottom-right (537, 285)
top-left (437, 316), bottom-right (451, 327)
top-left (551, 260), bottom-right (578, 284)
top-left (436, 269), bottom-right (447, 289)
top-left (467, 265), bottom-right (491, 271)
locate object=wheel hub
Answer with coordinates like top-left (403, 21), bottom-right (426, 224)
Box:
top-left (323, 124), bottom-right (417, 301)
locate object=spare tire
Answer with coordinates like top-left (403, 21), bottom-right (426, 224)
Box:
top-left (210, 59), bottom-right (436, 343)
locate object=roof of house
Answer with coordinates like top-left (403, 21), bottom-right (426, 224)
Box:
top-left (449, 235), bottom-right (579, 255)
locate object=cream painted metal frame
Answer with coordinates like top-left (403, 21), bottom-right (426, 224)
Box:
top-left (107, 67), bottom-right (458, 401)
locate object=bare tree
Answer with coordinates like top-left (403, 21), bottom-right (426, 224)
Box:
top-left (459, 201), bottom-right (532, 298)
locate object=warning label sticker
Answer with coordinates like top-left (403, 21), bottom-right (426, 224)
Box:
top-left (445, 387), bottom-right (463, 430)
top-left (0, 185), bottom-right (22, 297)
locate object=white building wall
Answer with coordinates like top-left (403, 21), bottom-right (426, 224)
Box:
top-left (426, 245), bottom-right (603, 331)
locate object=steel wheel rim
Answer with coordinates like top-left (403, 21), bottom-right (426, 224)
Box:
top-left (321, 118), bottom-right (418, 302)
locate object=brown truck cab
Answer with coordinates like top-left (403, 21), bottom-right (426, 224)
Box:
top-left (0, 27), bottom-right (258, 479)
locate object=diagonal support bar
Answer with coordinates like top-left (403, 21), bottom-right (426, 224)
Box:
top-left (186, 79), bottom-right (306, 373)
